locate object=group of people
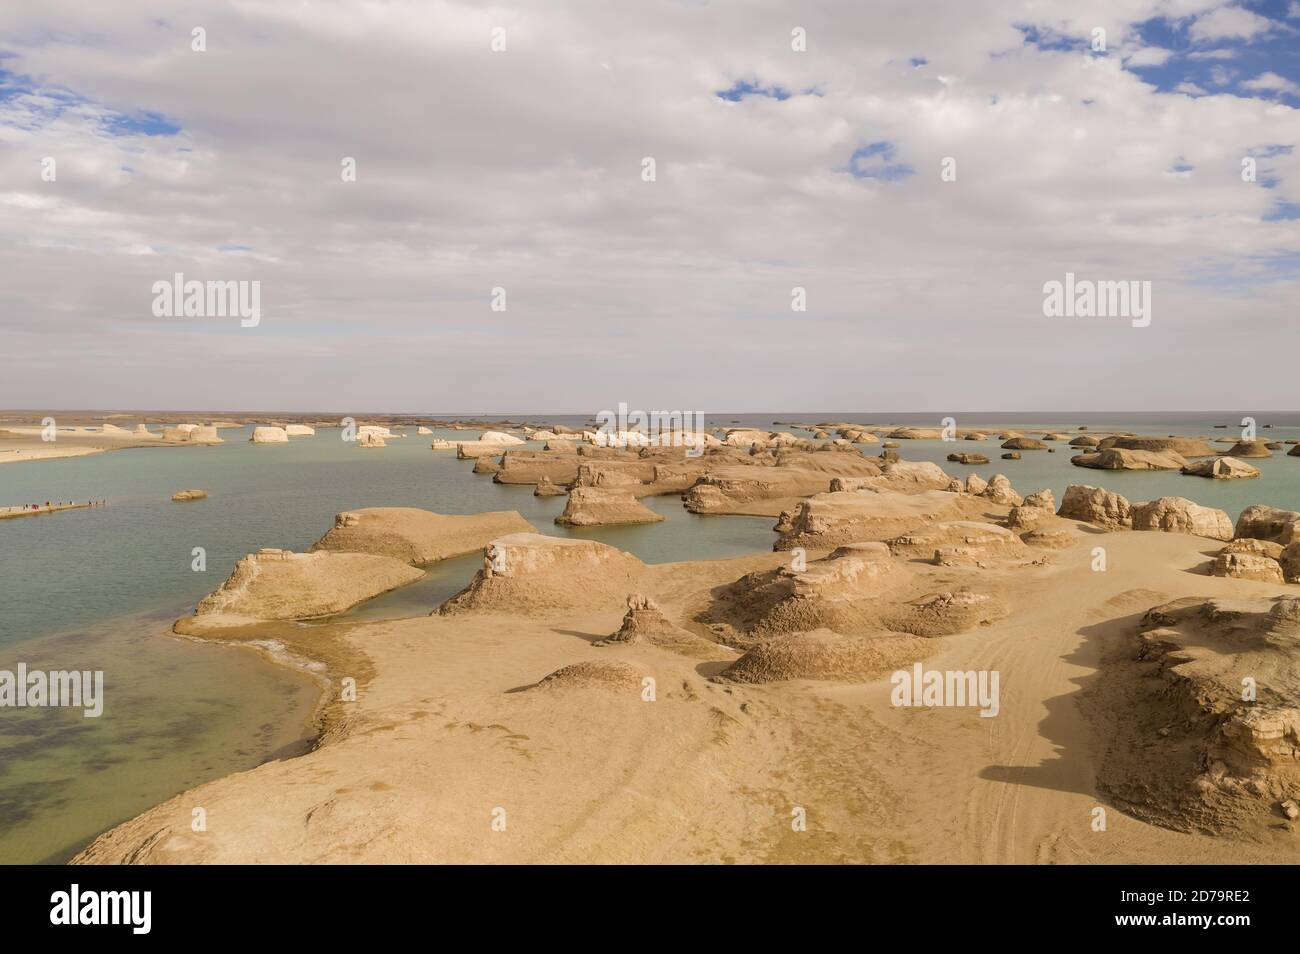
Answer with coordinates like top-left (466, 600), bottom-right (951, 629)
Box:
top-left (19, 500), bottom-right (106, 510)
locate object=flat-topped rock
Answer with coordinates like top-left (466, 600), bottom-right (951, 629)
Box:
top-left (775, 489), bottom-right (976, 551)
top-left (171, 489), bottom-right (208, 502)
top-left (886, 521), bottom-right (1027, 565)
top-left (1001, 437), bottom-right (1047, 450)
top-left (1223, 440), bottom-right (1272, 458)
top-left (555, 487), bottom-right (664, 526)
top-left (1181, 457), bottom-right (1260, 479)
top-left (311, 507), bottom-right (534, 565)
top-left (184, 549), bottom-right (423, 626)
top-left (439, 533), bottom-right (645, 615)
top-left (1071, 448), bottom-right (1188, 471)
top-left (250, 426), bottom-right (289, 443)
top-left (1098, 436), bottom-right (1218, 457)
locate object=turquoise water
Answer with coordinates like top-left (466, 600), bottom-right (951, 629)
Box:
top-left (3, 414), bottom-right (1298, 863)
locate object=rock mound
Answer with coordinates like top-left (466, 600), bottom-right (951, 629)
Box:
top-left (1021, 527), bottom-right (1078, 549)
top-left (311, 507), bottom-right (534, 565)
top-left (980, 474), bottom-right (1022, 506)
top-left (171, 489), bottom-right (208, 502)
top-left (1058, 485), bottom-right (1132, 529)
top-left (775, 489), bottom-right (975, 551)
top-left (702, 543), bottom-right (905, 644)
top-left (715, 629), bottom-right (932, 684)
top-left (886, 521), bottom-right (1028, 565)
top-left (250, 426), bottom-right (289, 443)
top-left (1130, 497), bottom-right (1233, 541)
top-left (1071, 448), bottom-right (1188, 471)
top-left (1223, 440), bottom-right (1272, 458)
top-left (881, 589), bottom-right (1009, 636)
top-left (187, 549), bottom-right (423, 624)
top-left (1093, 596), bottom-right (1300, 833)
top-left (595, 594), bottom-right (727, 657)
top-left (1099, 436), bottom-right (1217, 457)
top-left (439, 534), bottom-right (645, 615)
top-left (1181, 457), bottom-right (1259, 479)
top-left (1211, 540), bottom-right (1286, 583)
top-left (533, 476), bottom-right (566, 497)
top-left (530, 661), bottom-right (645, 694)
top-left (1235, 506), bottom-right (1300, 545)
top-left (555, 487), bottom-right (664, 526)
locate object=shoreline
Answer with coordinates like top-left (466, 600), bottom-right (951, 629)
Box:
top-left (71, 449), bottom-right (1300, 862)
top-left (0, 601), bottom-right (327, 865)
top-left (9, 418), bottom-right (1299, 864)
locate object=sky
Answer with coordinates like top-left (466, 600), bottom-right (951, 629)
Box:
top-left (0, 0), bottom-right (1298, 414)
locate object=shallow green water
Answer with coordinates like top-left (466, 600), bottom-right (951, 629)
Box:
top-left (0, 426), bottom-right (776, 862)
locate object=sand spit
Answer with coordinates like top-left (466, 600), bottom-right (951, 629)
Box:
top-left (0, 501), bottom-right (97, 519)
top-left (0, 420), bottom-right (205, 464)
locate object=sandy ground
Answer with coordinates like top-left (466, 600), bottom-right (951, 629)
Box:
top-left (74, 525), bottom-right (1300, 865)
top-left (0, 426), bottom-right (161, 464)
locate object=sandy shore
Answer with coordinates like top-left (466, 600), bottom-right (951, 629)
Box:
top-left (0, 425), bottom-right (165, 465)
top-left (72, 437), bottom-right (1300, 864)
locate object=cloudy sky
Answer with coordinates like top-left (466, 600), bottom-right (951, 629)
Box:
top-left (1, 0), bottom-right (1297, 413)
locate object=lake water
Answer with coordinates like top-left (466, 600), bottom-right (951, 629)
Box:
top-left (0, 425), bottom-right (774, 862)
top-left (2, 413), bottom-right (1298, 862)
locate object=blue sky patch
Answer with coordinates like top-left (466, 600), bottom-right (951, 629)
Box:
top-left (845, 141), bottom-right (914, 181)
top-left (716, 79), bottom-right (792, 102)
top-left (103, 110), bottom-right (181, 136)
top-left (1263, 198), bottom-right (1300, 220)
top-left (1121, 3), bottom-right (1299, 107)
top-left (0, 65), bottom-right (182, 135)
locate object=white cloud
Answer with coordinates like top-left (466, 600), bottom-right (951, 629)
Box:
top-left (1189, 5), bottom-right (1275, 42)
top-left (0, 0), bottom-right (1298, 411)
top-left (1241, 72), bottom-right (1300, 96)
top-left (1124, 47), bottom-right (1174, 67)
top-left (1209, 64), bottom-right (1238, 85)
